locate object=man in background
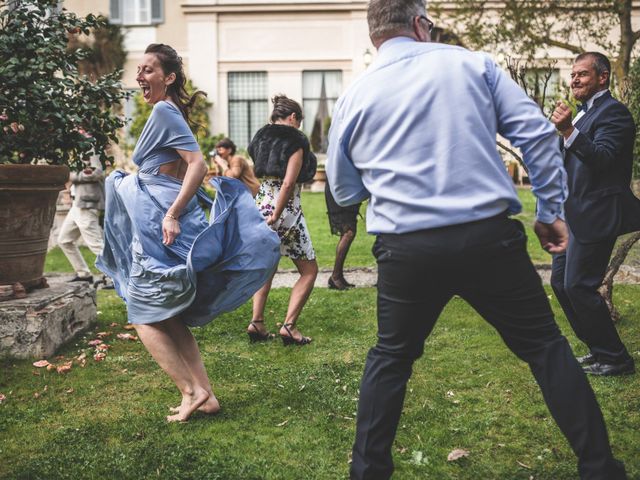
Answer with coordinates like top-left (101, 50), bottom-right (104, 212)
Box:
top-left (551, 52), bottom-right (638, 377)
top-left (58, 156), bottom-right (106, 284)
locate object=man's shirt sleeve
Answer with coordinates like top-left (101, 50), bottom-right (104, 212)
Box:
top-left (326, 101), bottom-right (370, 206)
top-left (488, 58), bottom-right (567, 223)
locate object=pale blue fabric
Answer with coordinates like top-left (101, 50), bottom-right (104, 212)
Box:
top-left (132, 101), bottom-right (200, 172)
top-left (96, 101), bottom-right (281, 326)
top-left (326, 37), bottom-right (568, 234)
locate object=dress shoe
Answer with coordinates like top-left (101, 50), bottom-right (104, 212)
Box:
top-left (70, 275), bottom-right (93, 283)
top-left (583, 359), bottom-right (635, 376)
top-left (576, 352), bottom-right (596, 365)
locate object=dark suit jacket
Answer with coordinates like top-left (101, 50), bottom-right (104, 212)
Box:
top-left (563, 90), bottom-right (640, 243)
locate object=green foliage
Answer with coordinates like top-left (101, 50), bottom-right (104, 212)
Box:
top-left (629, 57), bottom-right (640, 179)
top-left (127, 79), bottom-right (216, 155)
top-left (67, 17), bottom-right (127, 81)
top-left (431, 0), bottom-right (632, 85)
top-left (0, 0), bottom-right (127, 169)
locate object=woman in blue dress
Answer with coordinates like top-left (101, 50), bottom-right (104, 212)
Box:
top-left (97, 44), bottom-right (280, 422)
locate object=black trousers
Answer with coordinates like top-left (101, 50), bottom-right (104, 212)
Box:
top-left (551, 230), bottom-right (632, 364)
top-left (350, 214), bottom-right (625, 480)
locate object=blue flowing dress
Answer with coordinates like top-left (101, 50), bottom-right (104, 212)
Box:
top-left (96, 101), bottom-right (280, 326)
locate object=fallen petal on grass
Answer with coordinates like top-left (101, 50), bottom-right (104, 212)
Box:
top-left (56, 361), bottom-right (73, 374)
top-left (276, 420), bottom-right (289, 427)
top-left (32, 360), bottom-right (50, 368)
top-left (517, 460), bottom-right (532, 469)
top-left (447, 448), bottom-right (470, 461)
top-left (0, 393), bottom-right (6, 403)
top-left (88, 339), bottom-right (103, 346)
top-left (116, 333), bottom-right (138, 341)
top-left (93, 352), bottom-right (107, 362)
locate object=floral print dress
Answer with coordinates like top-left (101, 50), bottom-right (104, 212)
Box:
top-left (256, 178), bottom-right (316, 260)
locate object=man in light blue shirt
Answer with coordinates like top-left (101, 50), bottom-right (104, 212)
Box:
top-left (327, 1), bottom-right (627, 479)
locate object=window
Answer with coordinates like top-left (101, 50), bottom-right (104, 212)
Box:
top-left (302, 71), bottom-right (342, 153)
top-left (110, 0), bottom-right (163, 26)
top-left (228, 72), bottom-right (268, 148)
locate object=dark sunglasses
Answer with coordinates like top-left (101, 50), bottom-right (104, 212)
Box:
top-left (418, 15), bottom-right (434, 33)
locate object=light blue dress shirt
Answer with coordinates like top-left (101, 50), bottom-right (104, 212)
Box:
top-left (326, 37), bottom-right (568, 234)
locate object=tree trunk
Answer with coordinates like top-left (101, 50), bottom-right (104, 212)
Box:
top-left (599, 232), bottom-right (640, 322)
top-left (616, 0), bottom-right (633, 94)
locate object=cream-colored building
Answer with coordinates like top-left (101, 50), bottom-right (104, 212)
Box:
top-left (62, 0), bottom-right (639, 153)
top-left (64, 0), bottom-right (373, 149)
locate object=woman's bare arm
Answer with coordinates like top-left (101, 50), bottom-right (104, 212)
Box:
top-left (268, 148), bottom-right (303, 225)
top-left (161, 149), bottom-right (207, 245)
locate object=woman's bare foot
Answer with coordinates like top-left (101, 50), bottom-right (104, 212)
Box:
top-left (170, 391), bottom-right (220, 415)
top-left (166, 388), bottom-right (209, 422)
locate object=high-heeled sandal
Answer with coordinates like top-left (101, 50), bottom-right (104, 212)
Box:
top-left (328, 277), bottom-right (352, 291)
top-left (280, 323), bottom-right (312, 346)
top-left (247, 320), bottom-right (273, 343)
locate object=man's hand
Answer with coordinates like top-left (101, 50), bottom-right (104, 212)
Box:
top-left (534, 218), bottom-right (568, 254)
top-left (551, 101), bottom-right (574, 137)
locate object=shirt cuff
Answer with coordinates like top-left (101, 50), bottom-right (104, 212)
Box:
top-left (563, 127), bottom-right (580, 149)
top-left (536, 199), bottom-right (565, 224)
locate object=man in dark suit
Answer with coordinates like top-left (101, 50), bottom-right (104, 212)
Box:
top-left (551, 52), bottom-right (639, 376)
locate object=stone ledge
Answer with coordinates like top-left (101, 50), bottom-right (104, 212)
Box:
top-left (0, 274), bottom-right (96, 359)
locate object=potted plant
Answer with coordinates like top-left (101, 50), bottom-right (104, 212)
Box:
top-left (0, 0), bottom-right (126, 294)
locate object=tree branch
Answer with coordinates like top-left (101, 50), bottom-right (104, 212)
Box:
top-left (530, 35), bottom-right (584, 54)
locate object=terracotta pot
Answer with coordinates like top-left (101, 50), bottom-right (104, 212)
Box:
top-left (0, 164), bottom-right (70, 289)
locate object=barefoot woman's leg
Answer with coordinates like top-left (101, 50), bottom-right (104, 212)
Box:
top-left (135, 320), bottom-right (209, 422)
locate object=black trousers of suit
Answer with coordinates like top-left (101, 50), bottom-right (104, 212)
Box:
top-left (350, 214), bottom-right (625, 480)
top-left (551, 230), bottom-right (632, 364)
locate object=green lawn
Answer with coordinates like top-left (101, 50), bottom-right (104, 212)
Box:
top-left (1, 287), bottom-right (638, 479)
top-left (2, 186), bottom-right (639, 479)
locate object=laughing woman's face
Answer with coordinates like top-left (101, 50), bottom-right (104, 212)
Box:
top-left (135, 53), bottom-right (174, 105)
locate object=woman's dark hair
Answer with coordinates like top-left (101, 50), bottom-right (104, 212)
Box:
top-left (270, 94), bottom-right (304, 123)
top-left (145, 43), bottom-right (207, 127)
top-left (215, 137), bottom-right (237, 156)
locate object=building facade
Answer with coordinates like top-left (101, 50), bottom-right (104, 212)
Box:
top-left (62, 0), bottom-right (639, 156)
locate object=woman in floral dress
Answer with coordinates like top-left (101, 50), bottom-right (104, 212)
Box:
top-left (247, 95), bottom-right (318, 345)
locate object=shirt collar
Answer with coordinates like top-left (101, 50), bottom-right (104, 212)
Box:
top-left (585, 89), bottom-right (609, 110)
top-left (377, 36), bottom-right (417, 55)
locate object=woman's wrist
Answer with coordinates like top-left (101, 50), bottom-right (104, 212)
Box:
top-left (165, 212), bottom-right (178, 220)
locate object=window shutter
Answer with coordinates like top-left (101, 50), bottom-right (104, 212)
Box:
top-left (151, 0), bottom-right (164, 24)
top-left (109, 0), bottom-right (122, 24)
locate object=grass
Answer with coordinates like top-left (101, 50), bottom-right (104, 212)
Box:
top-left (1, 287), bottom-right (639, 479)
top-left (2, 186), bottom-right (639, 479)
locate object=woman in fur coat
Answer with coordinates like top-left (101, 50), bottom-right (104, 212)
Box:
top-left (246, 95), bottom-right (318, 345)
